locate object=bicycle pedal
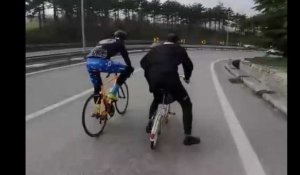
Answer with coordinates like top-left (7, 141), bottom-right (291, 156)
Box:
top-left (100, 112), bottom-right (108, 119)
top-left (108, 105), bottom-right (115, 117)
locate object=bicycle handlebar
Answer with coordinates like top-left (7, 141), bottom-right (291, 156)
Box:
top-left (179, 75), bottom-right (190, 84)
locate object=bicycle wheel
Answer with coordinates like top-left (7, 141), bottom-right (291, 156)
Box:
top-left (82, 94), bottom-right (107, 137)
top-left (150, 141), bottom-right (155, 149)
top-left (115, 82), bottom-right (129, 114)
top-left (150, 114), bottom-right (161, 150)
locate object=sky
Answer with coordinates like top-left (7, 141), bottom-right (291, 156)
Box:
top-left (158, 0), bottom-right (259, 16)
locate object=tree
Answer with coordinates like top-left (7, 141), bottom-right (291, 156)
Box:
top-left (148, 0), bottom-right (161, 24)
top-left (137, 0), bottom-right (149, 22)
top-left (223, 8), bottom-right (233, 31)
top-left (190, 3), bottom-right (205, 26)
top-left (253, 0), bottom-right (287, 55)
top-left (161, 0), bottom-right (181, 27)
top-left (26, 0), bottom-right (45, 29)
top-left (204, 8), bottom-right (214, 30)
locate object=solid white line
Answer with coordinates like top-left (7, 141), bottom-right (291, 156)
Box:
top-left (210, 59), bottom-right (266, 175)
top-left (26, 88), bottom-right (93, 121)
top-left (26, 68), bottom-right (142, 122)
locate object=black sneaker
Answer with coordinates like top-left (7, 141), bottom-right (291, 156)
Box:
top-left (146, 120), bottom-right (153, 133)
top-left (183, 135), bottom-right (201, 146)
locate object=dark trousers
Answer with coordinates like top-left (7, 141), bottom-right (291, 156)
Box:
top-left (149, 76), bottom-right (193, 135)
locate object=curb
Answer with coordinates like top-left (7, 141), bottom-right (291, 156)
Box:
top-left (224, 60), bottom-right (287, 116)
top-left (262, 93), bottom-right (287, 115)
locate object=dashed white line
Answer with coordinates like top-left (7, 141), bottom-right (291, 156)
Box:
top-left (70, 57), bottom-right (84, 61)
top-left (26, 68), bottom-right (142, 122)
top-left (26, 63), bottom-right (48, 68)
top-left (211, 59), bottom-right (266, 175)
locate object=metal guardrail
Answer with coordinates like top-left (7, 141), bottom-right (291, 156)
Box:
top-left (26, 40), bottom-right (153, 52)
top-left (26, 44), bottom-right (265, 64)
top-left (26, 45), bottom-right (151, 64)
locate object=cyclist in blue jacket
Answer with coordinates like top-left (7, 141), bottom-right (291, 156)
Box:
top-left (85, 30), bottom-right (134, 102)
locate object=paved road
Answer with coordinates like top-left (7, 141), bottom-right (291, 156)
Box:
top-left (26, 49), bottom-right (286, 175)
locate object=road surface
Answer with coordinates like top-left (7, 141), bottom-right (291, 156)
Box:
top-left (26, 49), bottom-right (286, 175)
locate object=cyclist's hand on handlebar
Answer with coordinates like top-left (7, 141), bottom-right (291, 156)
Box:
top-left (183, 78), bottom-right (190, 84)
top-left (128, 66), bottom-right (135, 74)
top-left (179, 75), bottom-right (190, 84)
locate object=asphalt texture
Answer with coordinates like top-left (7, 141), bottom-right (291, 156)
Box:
top-left (26, 49), bottom-right (286, 175)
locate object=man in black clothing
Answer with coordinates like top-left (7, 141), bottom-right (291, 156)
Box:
top-left (140, 33), bottom-right (200, 146)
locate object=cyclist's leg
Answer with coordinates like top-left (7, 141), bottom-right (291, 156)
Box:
top-left (116, 65), bottom-right (133, 86)
top-left (149, 92), bottom-right (162, 119)
top-left (165, 77), bottom-right (200, 145)
top-left (164, 77), bottom-right (192, 135)
top-left (106, 60), bottom-right (132, 100)
top-left (146, 91), bottom-right (162, 133)
top-left (86, 58), bottom-right (104, 103)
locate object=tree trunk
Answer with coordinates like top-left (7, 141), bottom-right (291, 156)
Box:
top-left (53, 0), bottom-right (58, 21)
top-left (215, 21), bottom-right (217, 31)
top-left (38, 8), bottom-right (42, 29)
top-left (77, 6), bottom-right (80, 21)
top-left (222, 20), bottom-right (224, 31)
top-left (166, 16), bottom-right (169, 26)
top-left (132, 10), bottom-right (134, 21)
top-left (42, 2), bottom-right (46, 25)
top-left (104, 10), bottom-right (109, 19)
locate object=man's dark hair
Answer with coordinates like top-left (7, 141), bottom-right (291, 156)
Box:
top-left (167, 33), bottom-right (180, 43)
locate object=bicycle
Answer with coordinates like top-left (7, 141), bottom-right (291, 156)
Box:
top-left (149, 89), bottom-right (175, 149)
top-left (149, 75), bottom-right (187, 149)
top-left (82, 73), bottom-right (129, 137)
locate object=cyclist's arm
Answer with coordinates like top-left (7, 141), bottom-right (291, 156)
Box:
top-left (119, 44), bottom-right (132, 67)
top-left (180, 47), bottom-right (193, 80)
top-left (140, 53), bottom-right (151, 87)
top-left (85, 48), bottom-right (94, 58)
top-left (140, 52), bottom-right (150, 71)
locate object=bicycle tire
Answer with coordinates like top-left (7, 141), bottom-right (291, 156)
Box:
top-left (115, 82), bottom-right (129, 115)
top-left (150, 141), bottom-right (155, 149)
top-left (82, 94), bottom-right (107, 137)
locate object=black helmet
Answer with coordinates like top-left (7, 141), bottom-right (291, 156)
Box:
top-left (114, 30), bottom-right (127, 40)
top-left (167, 33), bottom-right (180, 43)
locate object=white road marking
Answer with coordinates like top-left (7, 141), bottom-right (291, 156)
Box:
top-left (211, 59), bottom-right (266, 175)
top-left (26, 88), bottom-right (93, 121)
top-left (26, 68), bottom-right (142, 122)
top-left (70, 57), bottom-right (84, 61)
top-left (26, 63), bottom-right (48, 68)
